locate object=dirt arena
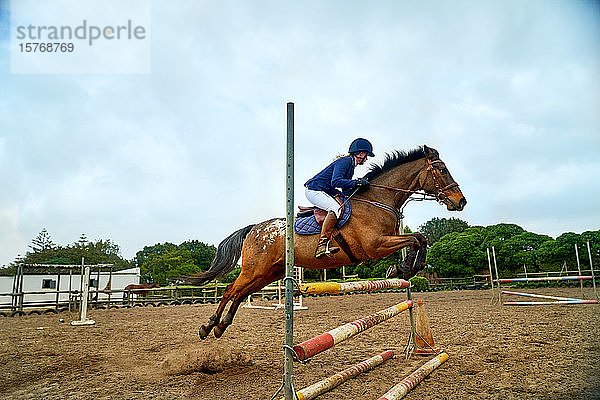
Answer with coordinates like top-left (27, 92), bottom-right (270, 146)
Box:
top-left (2, 287), bottom-right (599, 399)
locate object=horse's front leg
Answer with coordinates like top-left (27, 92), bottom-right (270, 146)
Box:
top-left (376, 233), bottom-right (428, 279)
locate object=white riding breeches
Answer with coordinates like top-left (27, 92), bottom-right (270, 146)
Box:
top-left (305, 188), bottom-right (343, 218)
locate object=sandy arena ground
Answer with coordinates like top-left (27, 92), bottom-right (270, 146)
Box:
top-left (1, 287), bottom-right (599, 399)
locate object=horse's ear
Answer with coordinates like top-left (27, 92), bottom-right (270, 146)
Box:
top-left (423, 145), bottom-right (439, 159)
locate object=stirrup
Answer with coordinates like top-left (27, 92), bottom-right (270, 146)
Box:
top-left (316, 240), bottom-right (339, 259)
top-left (325, 241), bottom-right (340, 257)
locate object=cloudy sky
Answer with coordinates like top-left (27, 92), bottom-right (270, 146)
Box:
top-left (1, 0), bottom-right (599, 267)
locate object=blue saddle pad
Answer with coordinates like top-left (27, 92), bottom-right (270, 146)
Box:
top-left (294, 200), bottom-right (351, 235)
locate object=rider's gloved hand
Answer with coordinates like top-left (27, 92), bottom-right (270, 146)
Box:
top-left (355, 178), bottom-right (370, 187)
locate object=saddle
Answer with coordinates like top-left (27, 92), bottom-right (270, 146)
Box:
top-left (296, 200), bottom-right (345, 227)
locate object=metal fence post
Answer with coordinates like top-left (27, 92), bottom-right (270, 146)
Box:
top-left (284, 102), bottom-right (295, 400)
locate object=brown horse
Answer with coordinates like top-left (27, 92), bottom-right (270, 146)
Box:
top-left (188, 145), bottom-right (466, 339)
top-left (124, 282), bottom-right (160, 298)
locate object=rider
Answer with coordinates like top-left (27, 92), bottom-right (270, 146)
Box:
top-left (305, 138), bottom-right (374, 258)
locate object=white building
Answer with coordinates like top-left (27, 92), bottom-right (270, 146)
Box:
top-left (0, 267), bottom-right (140, 308)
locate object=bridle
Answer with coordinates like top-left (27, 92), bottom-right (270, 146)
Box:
top-left (345, 157), bottom-right (461, 232)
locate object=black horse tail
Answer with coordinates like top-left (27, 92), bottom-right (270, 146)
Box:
top-left (184, 224), bottom-right (255, 286)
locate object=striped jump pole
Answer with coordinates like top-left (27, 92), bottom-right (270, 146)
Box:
top-left (505, 300), bottom-right (598, 305)
top-left (501, 290), bottom-right (594, 302)
top-left (293, 300), bottom-right (413, 361)
top-left (280, 350), bottom-right (394, 400)
top-left (497, 276), bottom-right (593, 283)
top-left (377, 352), bottom-right (449, 400)
top-left (299, 279), bottom-right (410, 296)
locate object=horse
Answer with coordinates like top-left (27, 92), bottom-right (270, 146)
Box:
top-left (187, 145), bottom-right (467, 339)
top-left (124, 282), bottom-right (160, 299)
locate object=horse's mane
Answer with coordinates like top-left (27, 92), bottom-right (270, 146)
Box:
top-left (363, 146), bottom-right (427, 181)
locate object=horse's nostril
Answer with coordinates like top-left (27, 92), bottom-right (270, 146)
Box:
top-left (459, 198), bottom-right (467, 208)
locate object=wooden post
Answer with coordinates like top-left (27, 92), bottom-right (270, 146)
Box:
top-left (55, 271), bottom-right (61, 309)
top-left (71, 264), bottom-right (95, 326)
top-left (108, 266), bottom-right (113, 306)
top-left (18, 264), bottom-right (24, 311)
top-left (68, 269), bottom-right (73, 311)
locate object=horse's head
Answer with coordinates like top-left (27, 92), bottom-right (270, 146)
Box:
top-left (418, 145), bottom-right (467, 211)
top-left (151, 283), bottom-right (160, 288)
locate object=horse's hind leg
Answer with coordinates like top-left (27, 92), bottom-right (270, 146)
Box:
top-left (213, 266), bottom-right (284, 338)
top-left (198, 283), bottom-right (235, 339)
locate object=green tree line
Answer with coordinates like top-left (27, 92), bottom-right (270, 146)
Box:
top-left (322, 218), bottom-right (599, 280)
top-left (3, 220), bottom-right (598, 282)
top-left (427, 223), bottom-right (599, 278)
top-left (0, 229), bottom-right (216, 284)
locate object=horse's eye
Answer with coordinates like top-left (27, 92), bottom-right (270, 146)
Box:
top-left (440, 168), bottom-right (448, 174)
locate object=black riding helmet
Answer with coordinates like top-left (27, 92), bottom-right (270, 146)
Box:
top-left (349, 138), bottom-right (374, 157)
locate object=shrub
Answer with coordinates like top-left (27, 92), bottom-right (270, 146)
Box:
top-left (409, 276), bottom-right (430, 292)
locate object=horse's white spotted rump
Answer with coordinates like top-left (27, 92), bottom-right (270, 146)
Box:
top-left (262, 218), bottom-right (285, 245)
top-left (252, 218), bottom-right (286, 247)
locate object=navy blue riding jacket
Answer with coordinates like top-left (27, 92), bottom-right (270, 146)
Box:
top-left (305, 155), bottom-right (358, 197)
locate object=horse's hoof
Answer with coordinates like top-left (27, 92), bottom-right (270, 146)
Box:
top-left (199, 326), bottom-right (209, 339)
top-left (214, 326), bottom-right (224, 338)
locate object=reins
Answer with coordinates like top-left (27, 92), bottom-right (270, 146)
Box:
top-left (341, 157), bottom-right (462, 233)
top-left (367, 183), bottom-right (437, 198)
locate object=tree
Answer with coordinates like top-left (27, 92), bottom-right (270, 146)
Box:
top-left (77, 233), bottom-right (89, 248)
top-left (580, 230), bottom-right (600, 269)
top-left (136, 240), bottom-right (217, 283)
top-left (29, 228), bottom-right (56, 253)
top-left (179, 240), bottom-right (216, 272)
top-left (537, 232), bottom-right (584, 272)
top-left (418, 217), bottom-right (469, 245)
top-left (141, 248), bottom-right (197, 284)
top-left (502, 232), bottom-right (552, 273)
top-left (427, 230), bottom-right (486, 277)
top-left (135, 243), bottom-right (177, 269)
top-left (15, 234), bottom-right (133, 271)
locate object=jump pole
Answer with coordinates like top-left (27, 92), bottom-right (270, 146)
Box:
top-left (283, 101), bottom-right (295, 400)
top-left (505, 300), bottom-right (598, 305)
top-left (502, 290), bottom-right (585, 301)
top-left (280, 350), bottom-right (395, 400)
top-left (502, 290), bottom-right (598, 305)
top-left (497, 276), bottom-right (593, 283)
top-left (299, 278), bottom-right (410, 295)
top-left (377, 352), bottom-right (449, 400)
top-left (293, 300), bottom-right (413, 361)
